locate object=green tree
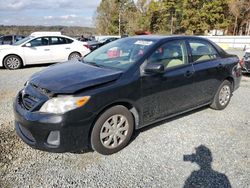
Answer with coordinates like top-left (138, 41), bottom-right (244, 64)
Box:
top-left (181, 0), bottom-right (230, 35)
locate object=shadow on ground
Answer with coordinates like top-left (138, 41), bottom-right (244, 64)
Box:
top-left (183, 145), bottom-right (231, 188)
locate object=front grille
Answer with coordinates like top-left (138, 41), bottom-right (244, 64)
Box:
top-left (17, 82), bottom-right (52, 111)
top-left (18, 91), bottom-right (40, 111)
top-left (22, 94), bottom-right (38, 110)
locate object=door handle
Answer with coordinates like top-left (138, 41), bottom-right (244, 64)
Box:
top-left (184, 70), bottom-right (194, 78)
top-left (65, 47), bottom-right (70, 50)
top-left (44, 49), bottom-right (50, 51)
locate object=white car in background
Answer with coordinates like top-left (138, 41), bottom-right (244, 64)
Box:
top-left (0, 32), bottom-right (90, 70)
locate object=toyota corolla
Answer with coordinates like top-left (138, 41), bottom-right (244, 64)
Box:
top-left (14, 36), bottom-right (242, 155)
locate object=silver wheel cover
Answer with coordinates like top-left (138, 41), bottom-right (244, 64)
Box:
top-left (6, 57), bottom-right (20, 69)
top-left (100, 114), bottom-right (129, 149)
top-left (219, 85), bottom-right (231, 106)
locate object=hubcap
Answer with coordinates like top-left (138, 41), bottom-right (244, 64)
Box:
top-left (100, 115), bottom-right (129, 149)
top-left (70, 53), bottom-right (80, 60)
top-left (219, 85), bottom-right (231, 106)
top-left (6, 57), bottom-right (20, 69)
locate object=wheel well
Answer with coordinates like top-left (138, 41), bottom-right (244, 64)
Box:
top-left (88, 102), bottom-right (140, 146)
top-left (225, 77), bottom-right (234, 90)
top-left (3, 54), bottom-right (23, 66)
top-left (69, 51), bottom-right (81, 57)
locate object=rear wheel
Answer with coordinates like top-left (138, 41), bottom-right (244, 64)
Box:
top-left (91, 105), bottom-right (134, 155)
top-left (210, 80), bottom-right (232, 110)
top-left (68, 52), bottom-right (81, 60)
top-left (3, 55), bottom-right (22, 70)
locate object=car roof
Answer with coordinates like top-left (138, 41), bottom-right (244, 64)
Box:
top-left (130, 35), bottom-right (209, 41)
top-left (30, 32), bottom-right (62, 37)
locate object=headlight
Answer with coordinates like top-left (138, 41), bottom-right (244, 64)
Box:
top-left (39, 96), bottom-right (90, 114)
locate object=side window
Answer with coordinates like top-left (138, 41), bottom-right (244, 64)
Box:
top-left (148, 40), bottom-right (188, 69)
top-left (15, 36), bottom-right (25, 42)
top-left (188, 40), bottom-right (218, 62)
top-left (29, 37), bottom-right (49, 47)
top-left (66, 38), bottom-right (74, 44)
top-left (50, 37), bottom-right (68, 45)
top-left (3, 36), bottom-right (13, 44)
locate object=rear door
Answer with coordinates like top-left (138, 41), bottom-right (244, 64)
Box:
top-left (49, 37), bottom-right (73, 62)
top-left (187, 39), bottom-right (225, 104)
top-left (140, 40), bottom-right (196, 124)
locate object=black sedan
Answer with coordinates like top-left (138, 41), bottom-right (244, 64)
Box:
top-left (14, 36), bottom-right (242, 155)
top-left (88, 37), bottom-right (120, 51)
top-left (241, 50), bottom-right (250, 73)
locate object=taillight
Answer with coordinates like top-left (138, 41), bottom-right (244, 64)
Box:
top-left (84, 44), bottom-right (90, 49)
top-left (239, 58), bottom-right (244, 67)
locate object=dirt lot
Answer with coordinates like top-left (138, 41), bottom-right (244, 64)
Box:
top-left (0, 58), bottom-right (250, 187)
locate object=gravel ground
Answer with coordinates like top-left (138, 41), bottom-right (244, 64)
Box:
top-left (0, 50), bottom-right (250, 187)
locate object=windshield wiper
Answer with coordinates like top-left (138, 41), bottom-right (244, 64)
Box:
top-left (82, 60), bottom-right (104, 68)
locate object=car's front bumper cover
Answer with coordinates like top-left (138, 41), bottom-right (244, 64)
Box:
top-left (14, 95), bottom-right (95, 153)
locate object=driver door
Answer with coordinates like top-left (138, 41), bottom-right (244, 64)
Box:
top-left (23, 37), bottom-right (52, 64)
top-left (140, 40), bottom-right (196, 125)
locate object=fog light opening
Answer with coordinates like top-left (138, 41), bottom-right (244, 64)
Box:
top-left (47, 131), bottom-right (60, 146)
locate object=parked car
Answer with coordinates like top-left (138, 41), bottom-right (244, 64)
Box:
top-left (0, 35), bottom-right (26, 45)
top-left (14, 36), bottom-right (242, 155)
top-left (0, 32), bottom-right (90, 70)
top-left (240, 49), bottom-right (250, 73)
top-left (87, 37), bottom-right (120, 51)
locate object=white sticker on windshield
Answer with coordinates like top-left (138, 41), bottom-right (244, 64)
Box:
top-left (135, 40), bottom-right (153, 46)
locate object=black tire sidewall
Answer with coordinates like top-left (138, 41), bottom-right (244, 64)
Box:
top-left (91, 105), bottom-right (134, 155)
top-left (4, 55), bottom-right (22, 70)
top-left (212, 80), bottom-right (232, 110)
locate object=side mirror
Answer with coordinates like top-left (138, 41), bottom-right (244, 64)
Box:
top-left (144, 63), bottom-right (165, 74)
top-left (25, 43), bottom-right (31, 47)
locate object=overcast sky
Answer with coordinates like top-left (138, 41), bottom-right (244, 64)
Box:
top-left (0, 0), bottom-right (101, 27)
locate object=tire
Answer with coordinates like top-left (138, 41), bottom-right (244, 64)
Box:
top-left (68, 52), bottom-right (81, 60)
top-left (210, 80), bottom-right (232, 110)
top-left (3, 55), bottom-right (22, 70)
top-left (91, 105), bottom-right (134, 155)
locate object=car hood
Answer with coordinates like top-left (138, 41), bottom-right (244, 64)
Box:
top-left (29, 60), bottom-right (123, 94)
top-left (0, 45), bottom-right (14, 50)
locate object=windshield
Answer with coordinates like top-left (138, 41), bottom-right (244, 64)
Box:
top-left (13, 36), bottom-right (34, 45)
top-left (83, 38), bottom-right (156, 70)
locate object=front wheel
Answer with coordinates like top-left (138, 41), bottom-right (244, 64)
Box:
top-left (210, 80), bottom-right (232, 110)
top-left (91, 105), bottom-right (134, 155)
top-left (3, 55), bottom-right (22, 70)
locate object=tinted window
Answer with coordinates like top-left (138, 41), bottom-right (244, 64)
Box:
top-left (188, 40), bottom-right (218, 62)
top-left (66, 38), bottom-right (74, 44)
top-left (2, 36), bottom-right (13, 44)
top-left (148, 40), bottom-right (188, 69)
top-left (30, 37), bottom-right (49, 47)
top-left (50, 37), bottom-right (68, 45)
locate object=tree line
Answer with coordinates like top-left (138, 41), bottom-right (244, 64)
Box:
top-left (0, 25), bottom-right (95, 37)
top-left (95, 0), bottom-right (250, 36)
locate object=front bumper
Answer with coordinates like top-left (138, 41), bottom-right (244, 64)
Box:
top-left (14, 96), bottom-right (95, 153)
